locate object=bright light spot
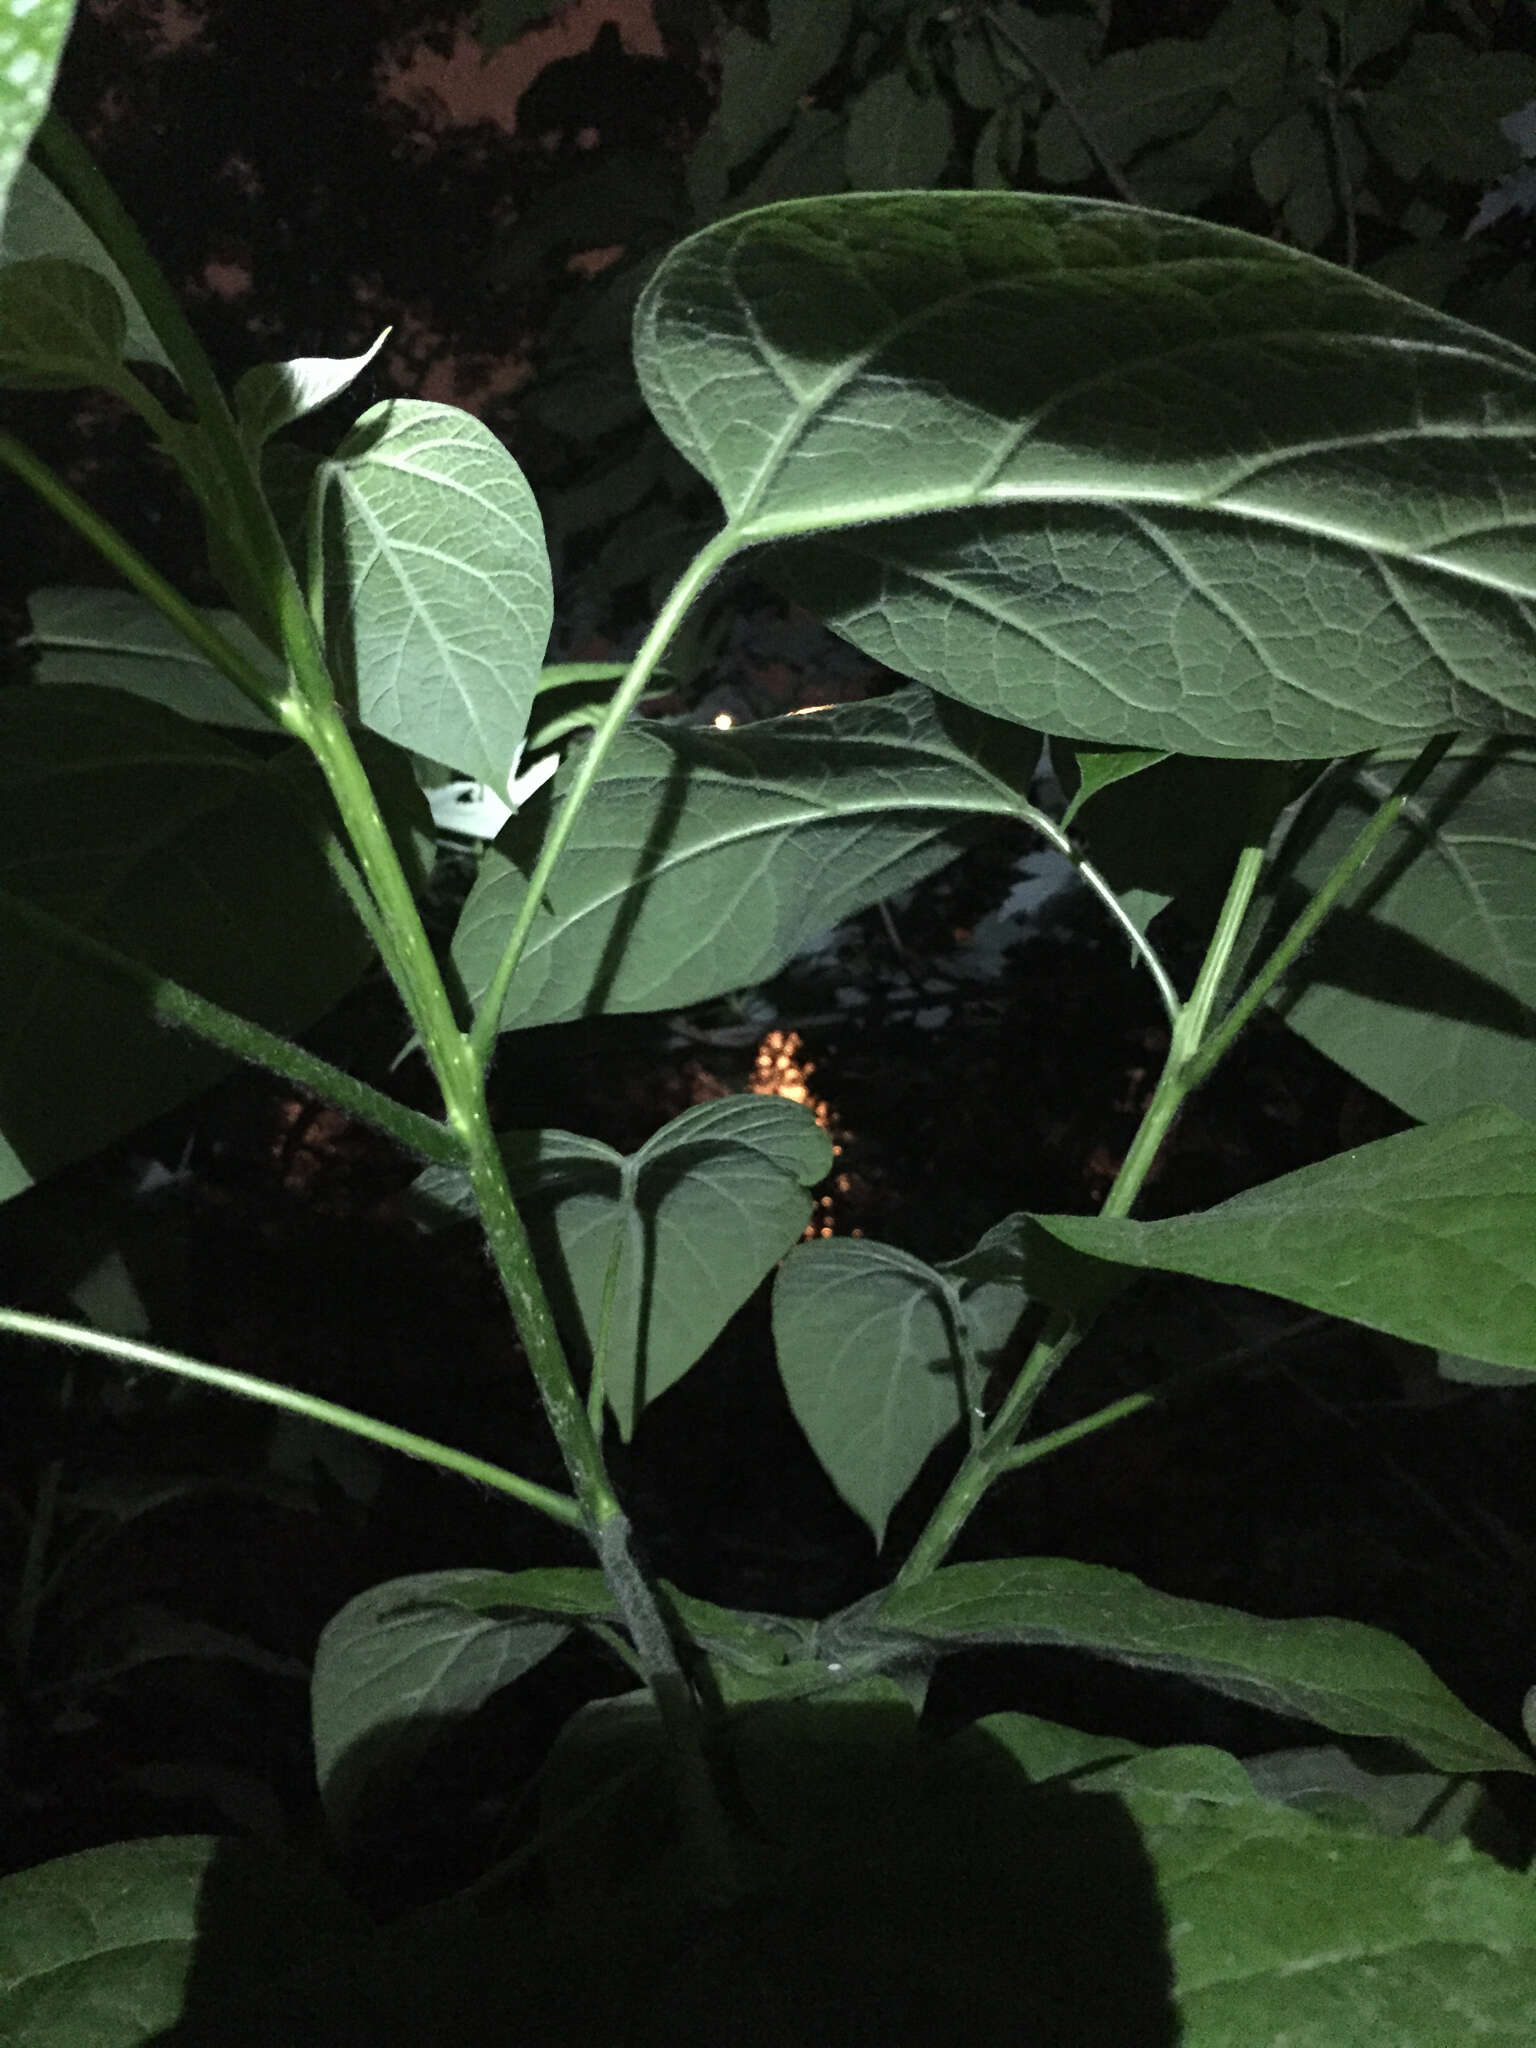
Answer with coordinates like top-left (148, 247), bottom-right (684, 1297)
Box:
top-left (788, 702), bottom-right (834, 716)
top-left (712, 712), bottom-right (734, 729)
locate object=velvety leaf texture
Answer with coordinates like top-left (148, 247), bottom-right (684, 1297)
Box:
top-left (0, 2), bottom-right (75, 245)
top-left (635, 191), bottom-right (1536, 759)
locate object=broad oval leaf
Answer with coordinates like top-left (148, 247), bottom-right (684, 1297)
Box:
top-left (1032, 1105), bottom-right (1536, 1372)
top-left (0, 1836), bottom-right (369, 2046)
top-left (635, 191), bottom-right (1536, 759)
top-left (0, 5), bottom-right (75, 244)
top-left (0, 686), bottom-right (417, 1201)
top-left (317, 398), bottom-right (552, 788)
top-left (414, 1093), bottom-right (832, 1437)
top-left (311, 1569), bottom-right (570, 1845)
top-left (453, 685), bottom-right (1040, 1035)
top-left (0, 253), bottom-right (124, 388)
top-left (1275, 739), bottom-right (1536, 1123)
top-left (844, 70), bottom-right (952, 190)
top-left (878, 1557), bottom-right (1533, 1774)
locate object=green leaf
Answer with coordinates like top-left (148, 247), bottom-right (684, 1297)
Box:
top-left (1275, 740), bottom-right (1536, 1124)
top-left (0, 3), bottom-right (75, 244)
top-left (725, 107), bottom-right (846, 216)
top-left (233, 329), bottom-right (389, 446)
top-left (1035, 1106), bottom-right (1536, 1371)
top-left (0, 688), bottom-right (390, 1201)
top-left (637, 190), bottom-right (1536, 760)
top-left (26, 584), bottom-right (284, 730)
top-left (0, 160), bottom-right (172, 373)
top-left (1363, 35), bottom-right (1536, 184)
top-left (1055, 741), bottom-right (1168, 830)
top-left (311, 1569), bottom-right (570, 1844)
top-left (415, 1094), bottom-right (831, 1436)
top-left (687, 0), bottom-right (854, 210)
top-left (0, 1837), bottom-right (370, 2046)
top-left (1251, 106), bottom-right (1335, 249)
top-left (316, 398), bottom-right (552, 788)
top-left (772, 1211), bottom-right (1113, 1543)
top-left (844, 69), bottom-right (951, 190)
top-left (452, 686), bottom-right (1040, 1035)
top-left (878, 1557), bottom-right (1534, 1774)
top-left (474, 0), bottom-right (564, 53)
top-left (0, 254), bottom-right (125, 388)
top-left (1328, 0), bottom-right (1417, 75)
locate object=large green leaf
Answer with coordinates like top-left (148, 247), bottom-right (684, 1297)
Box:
top-left (453, 686), bottom-right (1040, 1035)
top-left (316, 399), bottom-right (551, 789)
top-left (1033, 1106), bottom-right (1536, 1371)
top-left (0, 159), bottom-right (172, 373)
top-left (687, 0), bottom-right (854, 212)
top-left (635, 191), bottom-right (1536, 760)
top-left (1275, 740), bottom-right (1536, 1123)
top-left (0, 5), bottom-right (75, 244)
top-left (877, 1557), bottom-right (1533, 1774)
top-left (0, 254), bottom-right (127, 388)
top-left (414, 1094), bottom-right (831, 1436)
top-left (0, 1836), bottom-right (370, 2046)
top-left (26, 584), bottom-right (283, 730)
top-left (311, 1570), bottom-right (570, 1845)
top-left (0, 686), bottom-right (409, 1201)
top-left (772, 1212), bottom-right (1112, 1544)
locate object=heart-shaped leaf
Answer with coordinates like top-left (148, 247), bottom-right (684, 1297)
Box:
top-left (414, 1094), bottom-right (832, 1436)
top-left (453, 685), bottom-right (1040, 1035)
top-left (877, 1556), bottom-right (1533, 1774)
top-left (316, 398), bottom-right (551, 788)
top-left (1032, 1105), bottom-right (1536, 1371)
top-left (636, 191), bottom-right (1536, 759)
top-left (1275, 740), bottom-right (1536, 1123)
top-left (311, 1570), bottom-right (570, 1845)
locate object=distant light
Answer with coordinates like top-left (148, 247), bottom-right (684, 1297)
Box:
top-left (789, 702), bottom-right (834, 716)
top-left (712, 712), bottom-right (734, 729)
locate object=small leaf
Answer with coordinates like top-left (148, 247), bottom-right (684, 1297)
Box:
top-left (1038, 1106), bottom-right (1536, 1370)
top-left (0, 254), bottom-right (125, 388)
top-left (234, 329), bottom-right (390, 446)
top-left (0, 1837), bottom-right (370, 2046)
top-left (311, 1570), bottom-right (570, 1844)
top-left (26, 583), bottom-right (284, 729)
top-left (452, 686), bottom-right (1040, 1035)
top-left (0, 1), bottom-right (75, 244)
top-left (1, 159), bottom-right (172, 372)
top-left (317, 398), bottom-right (552, 788)
top-left (844, 69), bottom-right (951, 190)
top-left (416, 1094), bottom-right (831, 1436)
top-left (878, 1557), bottom-right (1534, 1774)
top-left (1275, 740), bottom-right (1536, 1124)
top-left (1055, 740), bottom-right (1168, 830)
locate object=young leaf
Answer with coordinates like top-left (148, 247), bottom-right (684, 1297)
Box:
top-left (27, 584), bottom-right (284, 730)
top-left (0, 254), bottom-right (125, 388)
top-left (315, 399), bottom-right (552, 789)
top-left (1033, 1105), bottom-right (1536, 1371)
top-left (0, 1), bottom-right (75, 243)
top-left (453, 686), bottom-right (1040, 1035)
top-left (233, 329), bottom-right (390, 446)
top-left (878, 1557), bottom-right (1534, 1774)
top-left (311, 1570), bottom-right (571, 1846)
top-left (414, 1094), bottom-right (832, 1437)
top-left (1275, 740), bottom-right (1536, 1124)
top-left (636, 190), bottom-right (1536, 760)
top-left (1055, 741), bottom-right (1168, 831)
top-left (0, 1837), bottom-right (370, 2046)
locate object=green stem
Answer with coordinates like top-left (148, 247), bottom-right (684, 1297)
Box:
top-left (469, 530), bottom-right (742, 1066)
top-left (0, 1311), bottom-right (582, 1531)
top-left (1181, 734), bottom-right (1456, 1094)
top-left (0, 883), bottom-right (462, 1166)
top-left (0, 431), bottom-right (294, 727)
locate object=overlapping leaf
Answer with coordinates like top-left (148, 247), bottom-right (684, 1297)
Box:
top-left (636, 190), bottom-right (1536, 759)
top-left (1275, 741), bottom-right (1536, 1123)
top-left (453, 685), bottom-right (1040, 1035)
top-left (316, 399), bottom-right (551, 789)
top-left (1032, 1106), bottom-right (1536, 1371)
top-left (0, 158), bottom-right (172, 371)
top-left (414, 1094), bottom-right (831, 1436)
top-left (0, 2), bottom-right (75, 244)
top-left (878, 1556), bottom-right (1533, 1774)
top-left (27, 584), bottom-right (283, 730)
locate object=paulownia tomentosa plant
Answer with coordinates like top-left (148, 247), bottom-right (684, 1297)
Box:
top-left (0, 7), bottom-right (1534, 2044)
